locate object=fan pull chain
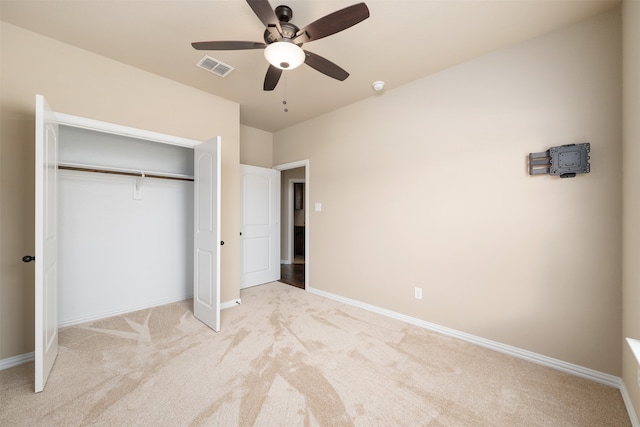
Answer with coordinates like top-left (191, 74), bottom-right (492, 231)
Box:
top-left (282, 75), bottom-right (289, 113)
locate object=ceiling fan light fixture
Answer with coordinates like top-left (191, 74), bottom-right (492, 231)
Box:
top-left (264, 42), bottom-right (305, 70)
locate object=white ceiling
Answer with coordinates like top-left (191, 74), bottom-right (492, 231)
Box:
top-left (0, 0), bottom-right (619, 132)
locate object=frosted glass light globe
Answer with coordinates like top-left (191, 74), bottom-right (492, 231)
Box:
top-left (264, 42), bottom-right (305, 70)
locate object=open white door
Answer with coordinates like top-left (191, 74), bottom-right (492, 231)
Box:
top-left (193, 137), bottom-right (221, 331)
top-left (240, 165), bottom-right (280, 289)
top-left (34, 95), bottom-right (59, 392)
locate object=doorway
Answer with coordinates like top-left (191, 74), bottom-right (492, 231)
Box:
top-left (273, 161), bottom-right (309, 289)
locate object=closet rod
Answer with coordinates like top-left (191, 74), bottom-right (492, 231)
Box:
top-left (58, 165), bottom-right (194, 182)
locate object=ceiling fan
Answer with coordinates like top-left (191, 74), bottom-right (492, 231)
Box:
top-left (192, 0), bottom-right (370, 91)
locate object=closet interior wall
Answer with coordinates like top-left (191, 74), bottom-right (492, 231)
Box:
top-left (58, 125), bottom-right (195, 326)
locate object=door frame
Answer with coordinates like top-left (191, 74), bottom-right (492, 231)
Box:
top-left (273, 160), bottom-right (309, 288)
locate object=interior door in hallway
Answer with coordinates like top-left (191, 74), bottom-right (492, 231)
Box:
top-left (240, 165), bottom-right (280, 289)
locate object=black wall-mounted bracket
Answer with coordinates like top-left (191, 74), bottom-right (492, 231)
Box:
top-left (529, 143), bottom-right (590, 178)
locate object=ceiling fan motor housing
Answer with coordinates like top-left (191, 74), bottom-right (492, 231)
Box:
top-left (264, 5), bottom-right (300, 46)
top-left (264, 22), bottom-right (300, 44)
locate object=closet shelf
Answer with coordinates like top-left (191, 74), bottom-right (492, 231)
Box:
top-left (58, 162), bottom-right (194, 182)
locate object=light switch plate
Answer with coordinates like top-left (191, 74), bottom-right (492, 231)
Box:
top-left (315, 203), bottom-right (322, 212)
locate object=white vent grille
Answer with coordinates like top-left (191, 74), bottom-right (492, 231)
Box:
top-left (196, 55), bottom-right (234, 77)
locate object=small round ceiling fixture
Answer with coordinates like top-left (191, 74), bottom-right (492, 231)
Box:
top-left (372, 81), bottom-right (385, 91)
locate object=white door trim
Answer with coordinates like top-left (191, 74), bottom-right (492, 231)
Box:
top-left (55, 112), bottom-right (200, 148)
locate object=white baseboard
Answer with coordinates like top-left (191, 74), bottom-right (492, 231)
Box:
top-left (0, 352), bottom-right (34, 371)
top-left (305, 285), bottom-right (639, 424)
top-left (620, 381), bottom-right (640, 427)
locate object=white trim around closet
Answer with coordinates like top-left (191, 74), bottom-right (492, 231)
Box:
top-left (55, 112), bottom-right (200, 148)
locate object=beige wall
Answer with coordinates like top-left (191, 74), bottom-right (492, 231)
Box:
top-left (0, 23), bottom-right (240, 360)
top-left (622, 0), bottom-right (640, 416)
top-left (240, 125), bottom-right (273, 168)
top-left (274, 9), bottom-right (622, 375)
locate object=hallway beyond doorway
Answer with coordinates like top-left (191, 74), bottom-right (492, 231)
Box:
top-left (280, 262), bottom-right (304, 289)
top-left (274, 159), bottom-right (309, 291)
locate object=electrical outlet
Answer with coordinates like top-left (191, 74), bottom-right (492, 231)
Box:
top-left (414, 287), bottom-right (422, 300)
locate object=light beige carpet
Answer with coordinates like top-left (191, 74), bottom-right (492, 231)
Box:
top-left (0, 282), bottom-right (631, 426)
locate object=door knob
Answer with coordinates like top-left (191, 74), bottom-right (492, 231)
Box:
top-left (220, 241), bottom-right (225, 246)
top-left (22, 255), bottom-right (35, 263)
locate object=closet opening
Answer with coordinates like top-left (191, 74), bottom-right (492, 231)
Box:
top-left (32, 95), bottom-right (221, 391)
top-left (57, 124), bottom-right (196, 326)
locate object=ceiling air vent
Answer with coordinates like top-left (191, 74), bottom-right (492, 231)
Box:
top-left (196, 55), bottom-right (234, 77)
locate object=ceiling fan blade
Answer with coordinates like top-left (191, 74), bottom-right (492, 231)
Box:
top-left (263, 65), bottom-right (283, 91)
top-left (191, 41), bottom-right (266, 50)
top-left (294, 3), bottom-right (369, 44)
top-left (246, 0), bottom-right (282, 35)
top-left (303, 50), bottom-right (349, 81)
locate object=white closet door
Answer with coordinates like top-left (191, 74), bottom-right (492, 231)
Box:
top-left (34, 94), bottom-right (59, 392)
top-left (193, 137), bottom-right (221, 331)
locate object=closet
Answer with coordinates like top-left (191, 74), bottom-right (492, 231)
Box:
top-left (32, 95), bottom-right (220, 392)
top-left (57, 126), bottom-right (195, 325)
